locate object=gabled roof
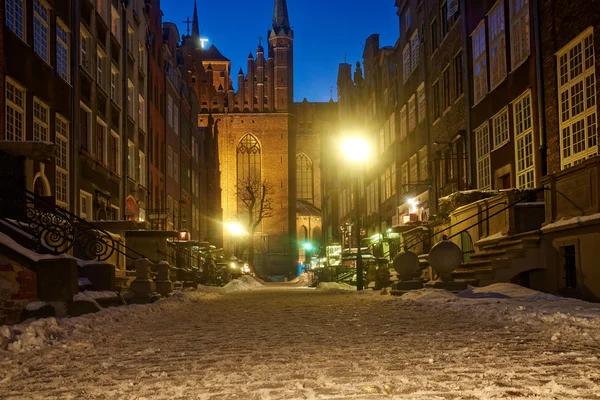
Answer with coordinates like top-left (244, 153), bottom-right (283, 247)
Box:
top-left (200, 44), bottom-right (230, 62)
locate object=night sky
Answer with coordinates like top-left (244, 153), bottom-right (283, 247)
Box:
top-left (161, 0), bottom-right (399, 103)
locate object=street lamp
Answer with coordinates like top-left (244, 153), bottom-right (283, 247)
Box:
top-left (226, 222), bottom-right (246, 259)
top-left (341, 136), bottom-right (371, 291)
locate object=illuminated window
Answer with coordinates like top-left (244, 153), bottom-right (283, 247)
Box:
top-left (34, 0), bottom-right (50, 64)
top-left (56, 20), bottom-right (70, 82)
top-left (55, 115), bottom-right (69, 207)
top-left (237, 135), bottom-right (261, 210)
top-left (475, 122), bottom-right (491, 189)
top-left (492, 107), bottom-right (509, 148)
top-left (489, 0), bottom-right (507, 89)
top-left (296, 154), bottom-right (314, 202)
top-left (6, 0), bottom-right (25, 40)
top-left (510, 0), bottom-right (530, 70)
top-left (472, 21), bottom-right (488, 104)
top-left (513, 90), bottom-right (535, 188)
top-left (33, 98), bottom-right (49, 142)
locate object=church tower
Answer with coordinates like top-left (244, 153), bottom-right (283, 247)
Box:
top-left (269, 0), bottom-right (294, 112)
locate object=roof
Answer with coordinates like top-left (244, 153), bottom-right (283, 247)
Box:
top-left (200, 44), bottom-right (230, 62)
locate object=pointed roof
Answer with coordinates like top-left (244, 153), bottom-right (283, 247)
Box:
top-left (272, 0), bottom-right (290, 29)
top-left (200, 45), bottom-right (230, 62)
top-left (192, 0), bottom-right (200, 39)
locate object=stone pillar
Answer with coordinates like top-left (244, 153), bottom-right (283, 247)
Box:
top-left (391, 250), bottom-right (424, 295)
top-left (154, 261), bottom-right (173, 297)
top-left (129, 258), bottom-right (156, 303)
top-left (426, 237), bottom-right (468, 291)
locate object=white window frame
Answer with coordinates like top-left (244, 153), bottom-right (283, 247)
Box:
top-left (475, 122), bottom-right (491, 189)
top-left (80, 102), bottom-right (93, 153)
top-left (492, 106), bottom-right (509, 149)
top-left (488, 0), bottom-right (507, 89)
top-left (96, 117), bottom-right (108, 165)
top-left (33, 98), bottom-right (50, 142)
top-left (472, 21), bottom-right (488, 105)
top-left (109, 130), bottom-right (120, 175)
top-left (111, 205), bottom-right (120, 220)
top-left (408, 95), bottom-right (416, 132)
top-left (96, 46), bottom-right (107, 90)
top-left (128, 140), bottom-right (136, 180)
top-left (6, 0), bottom-right (26, 40)
top-left (138, 150), bottom-right (146, 187)
top-left (512, 90), bottom-right (535, 189)
top-left (410, 30), bottom-right (420, 73)
top-left (6, 78), bottom-right (26, 141)
top-left (509, 0), bottom-right (530, 70)
top-left (138, 94), bottom-right (146, 131)
top-left (400, 105), bottom-right (407, 140)
top-left (56, 19), bottom-right (70, 83)
top-left (110, 63), bottom-right (120, 104)
top-left (80, 25), bottom-right (92, 73)
top-left (557, 27), bottom-right (597, 169)
top-left (403, 44), bottom-right (411, 83)
top-left (127, 79), bottom-right (135, 117)
top-left (55, 115), bottom-right (69, 207)
top-left (417, 83), bottom-right (426, 123)
top-left (33, 0), bottom-right (51, 64)
top-left (79, 190), bottom-right (93, 220)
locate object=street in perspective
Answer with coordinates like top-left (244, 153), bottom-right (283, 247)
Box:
top-left (1, 0), bottom-right (600, 398)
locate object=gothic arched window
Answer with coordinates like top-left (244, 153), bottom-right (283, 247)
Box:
top-left (296, 153), bottom-right (313, 202)
top-left (237, 134), bottom-right (262, 208)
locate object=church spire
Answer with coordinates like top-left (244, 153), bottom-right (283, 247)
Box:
top-left (272, 0), bottom-right (290, 30)
top-left (192, 0), bottom-right (200, 39)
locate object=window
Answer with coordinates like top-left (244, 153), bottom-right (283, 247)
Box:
top-left (454, 51), bottom-right (464, 98)
top-left (111, 205), bottom-right (120, 220)
top-left (430, 19), bottom-right (438, 54)
top-left (80, 103), bottom-right (92, 152)
top-left (173, 104), bottom-right (179, 135)
top-left (489, 0), bottom-right (507, 89)
top-left (400, 105), bottom-right (407, 140)
top-left (557, 28), bottom-right (597, 169)
top-left (409, 154), bottom-right (418, 186)
top-left (472, 21), bottom-right (488, 104)
top-left (139, 94), bottom-right (146, 131)
top-left (80, 26), bottom-right (92, 72)
top-left (237, 135), bottom-right (261, 209)
top-left (97, 47), bottom-right (107, 89)
top-left (391, 163), bottom-right (397, 196)
top-left (417, 84), bottom-right (426, 123)
top-left (33, 0), bottom-right (50, 63)
top-left (110, 64), bottom-right (120, 104)
top-left (513, 90), bottom-right (535, 188)
top-left (173, 152), bottom-right (179, 184)
top-left (139, 150), bottom-right (146, 187)
top-left (408, 95), bottom-right (416, 132)
top-left (33, 99), bottom-right (49, 142)
top-left (492, 107), bottom-right (509, 148)
top-left (96, 118), bottom-right (107, 164)
top-left (97, 0), bottom-right (108, 21)
top-left (80, 190), bottom-right (93, 220)
top-left (111, 6), bottom-right (120, 42)
top-left (55, 115), bottom-right (69, 207)
top-left (419, 146), bottom-right (428, 182)
top-left (510, 0), bottom-right (530, 70)
top-left (432, 80), bottom-right (441, 120)
top-left (411, 31), bottom-right (420, 72)
top-left (405, 9), bottom-right (411, 31)
top-left (127, 80), bottom-right (135, 117)
top-left (108, 131), bottom-right (120, 175)
top-left (442, 66), bottom-right (451, 110)
top-left (167, 95), bottom-right (173, 127)
top-left (441, 1), bottom-right (449, 37)
top-left (6, 0), bottom-right (25, 40)
top-left (56, 20), bottom-right (70, 82)
top-left (128, 140), bottom-right (135, 179)
top-left (297, 154), bottom-right (314, 201)
top-left (127, 24), bottom-right (135, 53)
top-left (403, 44), bottom-right (410, 83)
top-left (167, 145), bottom-right (173, 177)
top-left (475, 123), bottom-right (491, 189)
top-left (401, 162), bottom-right (409, 193)
top-left (138, 42), bottom-right (145, 72)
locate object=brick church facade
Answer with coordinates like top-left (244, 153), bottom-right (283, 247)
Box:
top-left (179, 0), bottom-right (335, 275)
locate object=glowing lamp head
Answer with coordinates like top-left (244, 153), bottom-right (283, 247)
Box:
top-left (342, 137), bottom-right (371, 163)
top-left (226, 223), bottom-right (245, 236)
top-left (303, 242), bottom-right (312, 251)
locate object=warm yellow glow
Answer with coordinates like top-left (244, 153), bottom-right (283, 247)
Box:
top-left (226, 222), bottom-right (245, 236)
top-left (341, 137), bottom-right (371, 163)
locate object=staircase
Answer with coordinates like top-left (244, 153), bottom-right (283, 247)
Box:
top-left (451, 230), bottom-right (544, 286)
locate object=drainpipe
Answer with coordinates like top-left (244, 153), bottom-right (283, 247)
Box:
top-left (460, 0), bottom-right (473, 189)
top-left (533, 0), bottom-right (547, 177)
top-left (121, 1), bottom-right (128, 218)
top-left (72, 0), bottom-right (80, 212)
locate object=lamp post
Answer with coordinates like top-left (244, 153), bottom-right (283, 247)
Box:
top-left (342, 137), bottom-right (371, 291)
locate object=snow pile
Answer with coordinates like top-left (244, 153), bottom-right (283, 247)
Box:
top-left (458, 283), bottom-right (561, 301)
top-left (25, 301), bottom-right (51, 312)
top-left (79, 291), bottom-right (120, 299)
top-left (223, 275), bottom-right (264, 292)
top-left (316, 282), bottom-right (356, 291)
top-left (289, 273), bottom-right (311, 286)
top-left (401, 288), bottom-right (459, 303)
top-left (1, 317), bottom-right (66, 352)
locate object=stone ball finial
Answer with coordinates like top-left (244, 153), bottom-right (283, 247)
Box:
top-left (393, 250), bottom-right (419, 281)
top-left (428, 238), bottom-right (462, 278)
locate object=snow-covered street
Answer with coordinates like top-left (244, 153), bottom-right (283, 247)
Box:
top-left (2, 280), bottom-right (600, 399)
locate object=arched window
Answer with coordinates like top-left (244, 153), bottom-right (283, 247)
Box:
top-left (237, 135), bottom-right (261, 209)
top-left (296, 154), bottom-right (313, 202)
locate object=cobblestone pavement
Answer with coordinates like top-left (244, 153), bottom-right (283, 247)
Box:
top-left (1, 286), bottom-right (600, 399)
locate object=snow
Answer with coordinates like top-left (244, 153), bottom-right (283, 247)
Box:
top-left (316, 282), bottom-right (356, 291)
top-left (475, 231), bottom-right (507, 244)
top-left (24, 301), bottom-right (50, 312)
top-left (289, 273), bottom-right (311, 286)
top-left (222, 274), bottom-right (264, 292)
top-left (0, 231), bottom-right (74, 263)
top-left (80, 291), bottom-right (119, 299)
top-left (78, 277), bottom-right (92, 287)
top-left (1, 282), bottom-right (600, 399)
top-left (541, 212), bottom-right (600, 232)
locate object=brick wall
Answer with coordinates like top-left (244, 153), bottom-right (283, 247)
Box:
top-left (0, 257), bottom-right (37, 325)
